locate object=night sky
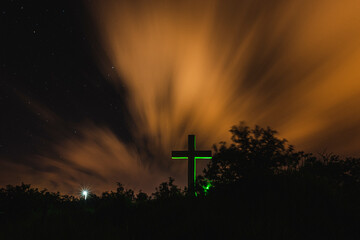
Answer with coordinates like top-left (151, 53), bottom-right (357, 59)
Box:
top-left (2, 0), bottom-right (360, 195)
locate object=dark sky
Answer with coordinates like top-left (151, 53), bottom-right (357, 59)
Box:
top-left (2, 1), bottom-right (127, 154)
top-left (2, 0), bottom-right (360, 195)
top-left (1, 0), bottom-right (140, 194)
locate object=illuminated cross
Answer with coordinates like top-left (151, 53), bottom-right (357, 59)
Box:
top-left (172, 135), bottom-right (212, 196)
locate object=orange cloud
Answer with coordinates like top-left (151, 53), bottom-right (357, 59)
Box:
top-left (88, 0), bottom-right (360, 157)
top-left (0, 122), bottom-right (171, 195)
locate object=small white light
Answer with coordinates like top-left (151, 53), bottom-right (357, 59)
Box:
top-left (82, 190), bottom-right (88, 200)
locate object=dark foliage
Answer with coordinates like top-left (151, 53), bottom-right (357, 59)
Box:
top-left (204, 122), bottom-right (308, 184)
top-left (1, 123), bottom-right (360, 239)
top-left (151, 177), bottom-right (184, 201)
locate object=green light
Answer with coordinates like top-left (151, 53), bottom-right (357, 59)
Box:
top-left (172, 157), bottom-right (188, 159)
top-left (202, 181), bottom-right (213, 195)
top-left (195, 157), bottom-right (212, 160)
top-left (194, 157), bottom-right (196, 185)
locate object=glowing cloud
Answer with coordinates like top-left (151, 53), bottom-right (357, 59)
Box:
top-left (88, 0), bottom-right (360, 158)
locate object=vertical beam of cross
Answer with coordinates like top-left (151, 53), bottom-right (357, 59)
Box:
top-left (172, 135), bottom-right (212, 196)
top-left (188, 135), bottom-right (196, 193)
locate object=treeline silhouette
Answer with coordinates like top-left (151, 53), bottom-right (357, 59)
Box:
top-left (1, 122), bottom-right (360, 239)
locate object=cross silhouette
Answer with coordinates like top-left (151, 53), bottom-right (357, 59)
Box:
top-left (172, 135), bottom-right (212, 196)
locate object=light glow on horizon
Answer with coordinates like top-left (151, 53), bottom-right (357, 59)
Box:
top-left (82, 190), bottom-right (88, 200)
top-left (80, 187), bottom-right (91, 200)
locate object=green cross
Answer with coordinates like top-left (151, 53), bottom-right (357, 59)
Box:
top-left (172, 135), bottom-right (212, 196)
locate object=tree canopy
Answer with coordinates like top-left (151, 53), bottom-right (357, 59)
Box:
top-left (204, 122), bottom-right (308, 185)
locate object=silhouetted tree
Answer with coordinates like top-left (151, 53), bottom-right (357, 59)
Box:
top-left (152, 177), bottom-right (183, 200)
top-left (135, 190), bottom-right (149, 203)
top-left (204, 122), bottom-right (308, 185)
top-left (300, 152), bottom-right (360, 196)
top-left (101, 182), bottom-right (134, 202)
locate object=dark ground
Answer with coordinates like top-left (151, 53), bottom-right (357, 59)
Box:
top-left (1, 172), bottom-right (359, 240)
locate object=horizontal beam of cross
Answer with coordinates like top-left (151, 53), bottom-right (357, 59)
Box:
top-left (172, 150), bottom-right (212, 159)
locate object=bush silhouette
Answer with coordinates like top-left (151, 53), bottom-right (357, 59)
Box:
top-left (152, 177), bottom-right (184, 200)
top-left (204, 122), bottom-right (308, 185)
top-left (1, 123), bottom-right (360, 239)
